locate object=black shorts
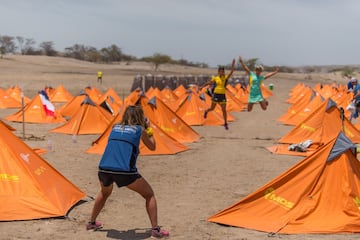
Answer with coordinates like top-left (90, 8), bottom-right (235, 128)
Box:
top-left (212, 93), bottom-right (226, 104)
top-left (98, 170), bottom-right (142, 187)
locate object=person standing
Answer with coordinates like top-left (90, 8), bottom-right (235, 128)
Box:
top-left (347, 77), bottom-right (358, 93)
top-left (97, 70), bottom-right (103, 84)
top-left (200, 58), bottom-right (236, 130)
top-left (86, 105), bottom-right (169, 238)
top-left (239, 55), bottom-right (279, 112)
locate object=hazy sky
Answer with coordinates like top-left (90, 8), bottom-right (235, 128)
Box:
top-left (1, 0), bottom-right (359, 67)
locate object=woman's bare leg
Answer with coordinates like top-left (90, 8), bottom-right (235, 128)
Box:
top-left (247, 103), bottom-right (254, 112)
top-left (127, 177), bottom-right (158, 227)
top-left (90, 182), bottom-right (113, 222)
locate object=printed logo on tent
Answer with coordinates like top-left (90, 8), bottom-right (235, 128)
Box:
top-left (161, 126), bottom-right (175, 133)
top-left (354, 197), bottom-right (360, 210)
top-left (20, 153), bottom-right (30, 164)
top-left (34, 166), bottom-right (46, 176)
top-left (264, 187), bottom-right (294, 210)
top-left (300, 123), bottom-right (316, 132)
top-left (344, 126), bottom-right (355, 138)
top-left (0, 173), bottom-right (19, 182)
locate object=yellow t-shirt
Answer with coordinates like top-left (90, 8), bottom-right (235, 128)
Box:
top-left (211, 75), bottom-right (229, 94)
top-left (98, 71), bottom-right (103, 77)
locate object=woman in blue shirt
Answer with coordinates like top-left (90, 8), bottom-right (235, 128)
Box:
top-left (87, 105), bottom-right (169, 238)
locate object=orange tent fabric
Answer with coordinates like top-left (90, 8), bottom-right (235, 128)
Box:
top-left (225, 90), bottom-right (247, 112)
top-left (0, 123), bottom-right (85, 220)
top-left (277, 87), bottom-right (314, 124)
top-left (140, 96), bottom-right (201, 143)
top-left (48, 84), bottom-right (73, 103)
top-left (281, 93), bottom-right (324, 126)
top-left (173, 84), bottom-right (187, 97)
top-left (86, 110), bottom-right (189, 155)
top-left (209, 131), bottom-right (360, 234)
top-left (84, 86), bottom-right (103, 102)
top-left (96, 87), bottom-right (123, 106)
top-left (285, 83), bottom-right (309, 104)
top-left (161, 86), bottom-right (179, 108)
top-left (6, 85), bottom-right (31, 104)
top-left (0, 88), bottom-right (22, 108)
top-left (5, 94), bottom-right (65, 123)
top-left (96, 88), bottom-right (123, 116)
top-left (50, 97), bottom-right (113, 135)
top-left (176, 93), bottom-right (228, 126)
top-left (279, 98), bottom-right (360, 144)
top-left (147, 87), bottom-right (179, 110)
top-left (58, 93), bottom-right (87, 118)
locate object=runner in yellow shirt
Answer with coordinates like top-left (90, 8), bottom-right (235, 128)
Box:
top-left (200, 58), bottom-right (235, 130)
top-left (97, 71), bottom-right (103, 84)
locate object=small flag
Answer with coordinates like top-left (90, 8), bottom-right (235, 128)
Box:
top-left (39, 90), bottom-right (55, 116)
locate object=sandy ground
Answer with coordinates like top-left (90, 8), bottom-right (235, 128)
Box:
top-left (0, 55), bottom-right (358, 240)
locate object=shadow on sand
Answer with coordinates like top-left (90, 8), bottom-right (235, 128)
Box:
top-left (99, 228), bottom-right (151, 240)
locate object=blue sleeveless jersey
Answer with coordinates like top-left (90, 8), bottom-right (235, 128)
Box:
top-left (99, 125), bottom-right (142, 172)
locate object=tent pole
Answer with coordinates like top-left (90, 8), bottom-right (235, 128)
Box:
top-left (340, 107), bottom-right (345, 134)
top-left (21, 91), bottom-right (25, 139)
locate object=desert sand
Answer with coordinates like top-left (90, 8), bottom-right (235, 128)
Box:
top-left (0, 55), bottom-right (358, 240)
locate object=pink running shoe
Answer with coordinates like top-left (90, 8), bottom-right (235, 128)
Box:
top-left (86, 221), bottom-right (103, 231)
top-left (151, 226), bottom-right (170, 238)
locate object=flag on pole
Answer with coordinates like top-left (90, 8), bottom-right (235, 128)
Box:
top-left (39, 90), bottom-right (55, 116)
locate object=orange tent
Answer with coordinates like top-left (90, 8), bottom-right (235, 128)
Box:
top-left (5, 94), bottom-right (65, 123)
top-left (48, 84), bottom-right (73, 103)
top-left (173, 84), bottom-right (187, 97)
top-left (281, 93), bottom-right (324, 126)
top-left (97, 87), bottom-right (123, 106)
top-left (267, 98), bottom-right (360, 156)
top-left (209, 131), bottom-right (360, 234)
top-left (50, 97), bottom-right (113, 135)
top-left (140, 96), bottom-right (201, 143)
top-left (0, 88), bottom-right (22, 108)
top-left (124, 88), bottom-right (143, 106)
top-left (146, 87), bottom-right (179, 110)
top-left (0, 123), bottom-right (85, 220)
top-left (86, 110), bottom-right (189, 155)
top-left (277, 87), bottom-right (314, 124)
top-left (279, 98), bottom-right (360, 144)
top-left (6, 85), bottom-right (31, 104)
top-left (58, 94), bottom-right (88, 118)
top-left (176, 93), bottom-right (206, 126)
top-left (96, 88), bottom-right (123, 116)
top-left (176, 92), bottom-right (228, 126)
top-left (84, 86), bottom-right (103, 102)
top-left (285, 83), bottom-right (309, 104)
top-left (225, 90), bottom-right (247, 112)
